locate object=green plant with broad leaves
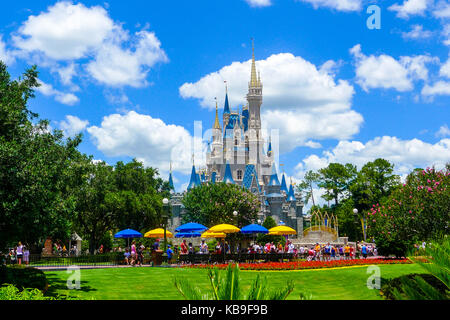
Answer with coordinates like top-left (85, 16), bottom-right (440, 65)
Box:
top-left (174, 263), bottom-right (307, 300)
top-left (391, 237), bottom-right (449, 300)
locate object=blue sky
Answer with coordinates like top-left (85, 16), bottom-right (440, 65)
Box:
top-left (1, 0), bottom-right (449, 193)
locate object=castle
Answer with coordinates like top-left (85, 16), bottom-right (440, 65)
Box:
top-left (167, 43), bottom-right (305, 237)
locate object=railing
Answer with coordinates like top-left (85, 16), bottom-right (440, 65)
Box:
top-left (4, 252), bottom-right (126, 267)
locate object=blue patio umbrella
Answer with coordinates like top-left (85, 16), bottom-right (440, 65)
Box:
top-left (175, 222), bottom-right (208, 233)
top-left (240, 224), bottom-right (269, 234)
top-left (175, 232), bottom-right (202, 238)
top-left (114, 228), bottom-right (142, 248)
top-left (114, 229), bottom-right (143, 238)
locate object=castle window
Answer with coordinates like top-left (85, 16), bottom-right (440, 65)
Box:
top-left (236, 169), bottom-right (243, 180)
top-left (235, 139), bottom-right (238, 146)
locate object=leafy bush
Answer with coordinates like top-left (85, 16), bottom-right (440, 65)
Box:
top-left (380, 274), bottom-right (448, 300)
top-left (367, 167), bottom-right (450, 257)
top-left (0, 265), bottom-right (47, 292)
top-left (174, 263), bottom-right (298, 300)
top-left (0, 284), bottom-right (49, 300)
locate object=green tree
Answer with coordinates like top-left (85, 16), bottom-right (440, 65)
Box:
top-left (72, 160), bottom-right (117, 254)
top-left (296, 170), bottom-right (320, 206)
top-left (350, 158), bottom-right (400, 213)
top-left (182, 183), bottom-right (259, 227)
top-left (318, 163), bottom-right (357, 206)
top-left (0, 62), bottom-right (83, 250)
top-left (111, 159), bottom-right (166, 231)
top-left (256, 216), bottom-right (285, 246)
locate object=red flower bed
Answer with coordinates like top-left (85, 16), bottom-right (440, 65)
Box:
top-left (183, 258), bottom-right (411, 271)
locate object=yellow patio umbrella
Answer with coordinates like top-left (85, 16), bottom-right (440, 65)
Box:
top-left (268, 225), bottom-right (297, 236)
top-left (144, 228), bottom-right (173, 238)
top-left (208, 224), bottom-right (240, 234)
top-left (201, 231), bottom-right (227, 238)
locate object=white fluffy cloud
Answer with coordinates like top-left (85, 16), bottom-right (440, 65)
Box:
top-left (87, 111), bottom-right (202, 174)
top-left (421, 81), bottom-right (450, 96)
top-left (389, 0), bottom-right (430, 19)
top-left (11, 1), bottom-right (167, 89)
top-left (295, 136), bottom-right (450, 179)
top-left (59, 115), bottom-right (89, 137)
top-left (36, 80), bottom-right (79, 105)
top-left (245, 0), bottom-right (272, 7)
top-left (86, 31), bottom-right (168, 87)
top-left (180, 52), bottom-right (362, 153)
top-left (350, 44), bottom-right (436, 92)
top-left (0, 35), bottom-right (17, 65)
top-left (440, 57), bottom-right (450, 78)
top-left (432, 0), bottom-right (450, 18)
top-left (401, 25), bottom-right (433, 40)
top-left (436, 124), bottom-right (450, 137)
top-left (298, 0), bottom-right (362, 12)
top-left (13, 1), bottom-right (114, 60)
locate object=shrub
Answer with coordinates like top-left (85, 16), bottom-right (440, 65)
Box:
top-left (0, 284), bottom-right (49, 300)
top-left (380, 274), bottom-right (448, 300)
top-left (0, 265), bottom-right (48, 292)
top-left (367, 167), bottom-right (450, 257)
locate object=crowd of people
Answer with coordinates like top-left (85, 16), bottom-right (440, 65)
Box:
top-left (4, 242), bottom-right (30, 265)
top-left (3, 239), bottom-right (378, 267)
top-left (162, 239), bottom-right (378, 262)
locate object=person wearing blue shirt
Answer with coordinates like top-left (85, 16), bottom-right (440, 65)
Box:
top-left (361, 244), bottom-right (368, 259)
top-left (166, 245), bottom-right (173, 263)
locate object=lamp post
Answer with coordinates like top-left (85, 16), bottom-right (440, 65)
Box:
top-left (162, 198), bottom-right (169, 261)
top-left (353, 208), bottom-right (366, 242)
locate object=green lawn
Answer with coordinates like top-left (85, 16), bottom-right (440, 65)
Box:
top-left (44, 264), bottom-right (426, 300)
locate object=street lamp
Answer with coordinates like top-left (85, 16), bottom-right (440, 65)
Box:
top-left (353, 208), bottom-right (366, 242)
top-left (257, 219), bottom-right (261, 225)
top-left (162, 198), bottom-right (169, 261)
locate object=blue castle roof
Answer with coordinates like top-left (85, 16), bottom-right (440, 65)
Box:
top-left (242, 164), bottom-right (261, 192)
top-left (168, 172), bottom-right (175, 191)
top-left (187, 165), bottom-right (200, 190)
top-left (223, 92), bottom-right (230, 114)
top-left (287, 183), bottom-right (296, 202)
top-left (280, 174), bottom-right (288, 194)
top-left (268, 163), bottom-right (280, 186)
top-left (222, 162), bottom-right (235, 184)
top-left (242, 108), bottom-right (249, 131)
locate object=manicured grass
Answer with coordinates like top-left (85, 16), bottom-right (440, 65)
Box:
top-left (44, 263), bottom-right (426, 300)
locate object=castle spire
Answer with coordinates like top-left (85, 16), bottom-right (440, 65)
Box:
top-left (168, 161), bottom-right (175, 192)
top-left (213, 98), bottom-right (221, 130)
top-left (250, 38), bottom-right (258, 88)
top-left (223, 82), bottom-right (230, 114)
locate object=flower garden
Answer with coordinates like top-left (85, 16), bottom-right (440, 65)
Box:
top-left (183, 258), bottom-right (411, 271)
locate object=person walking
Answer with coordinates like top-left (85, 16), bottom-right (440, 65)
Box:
top-left (130, 241), bottom-right (137, 266)
top-left (16, 242), bottom-right (23, 265)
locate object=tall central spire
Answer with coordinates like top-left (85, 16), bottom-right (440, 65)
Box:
top-left (213, 98), bottom-right (221, 129)
top-left (250, 38), bottom-right (258, 88)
